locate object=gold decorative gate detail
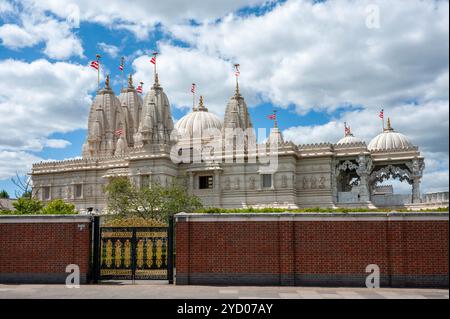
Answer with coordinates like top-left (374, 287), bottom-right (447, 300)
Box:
top-left (100, 227), bottom-right (168, 280)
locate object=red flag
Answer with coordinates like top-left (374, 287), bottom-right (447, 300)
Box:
top-left (379, 109), bottom-right (384, 119)
top-left (90, 61), bottom-right (99, 70)
top-left (150, 53), bottom-right (157, 65)
top-left (191, 83), bottom-right (196, 94)
top-left (234, 64), bottom-right (240, 76)
top-left (115, 128), bottom-right (124, 137)
top-left (136, 82), bottom-right (143, 94)
top-left (267, 114), bottom-right (276, 120)
top-left (119, 57), bottom-right (124, 71)
top-left (344, 123), bottom-right (351, 135)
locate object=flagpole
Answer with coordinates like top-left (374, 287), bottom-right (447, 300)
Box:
top-left (120, 56), bottom-right (125, 89)
top-left (96, 54), bottom-right (101, 90)
top-left (273, 110), bottom-right (278, 128)
top-left (382, 108), bottom-right (385, 131)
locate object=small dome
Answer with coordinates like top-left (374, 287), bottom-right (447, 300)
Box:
top-left (175, 96), bottom-right (223, 139)
top-left (337, 134), bottom-right (363, 145)
top-left (368, 118), bottom-right (413, 151)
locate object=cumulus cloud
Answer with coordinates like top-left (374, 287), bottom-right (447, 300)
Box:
top-left (168, 0), bottom-right (449, 113)
top-left (98, 42), bottom-right (120, 58)
top-left (0, 58), bottom-right (96, 154)
top-left (0, 150), bottom-right (43, 179)
top-left (0, 3), bottom-right (84, 59)
top-left (21, 0), bottom-right (269, 39)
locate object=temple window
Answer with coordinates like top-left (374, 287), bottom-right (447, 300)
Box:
top-left (261, 174), bottom-right (272, 188)
top-left (75, 184), bottom-right (83, 198)
top-left (199, 176), bottom-right (213, 189)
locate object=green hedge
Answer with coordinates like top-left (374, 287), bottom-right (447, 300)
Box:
top-left (194, 206), bottom-right (449, 214)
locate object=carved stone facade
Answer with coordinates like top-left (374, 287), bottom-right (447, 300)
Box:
top-left (32, 72), bottom-right (428, 212)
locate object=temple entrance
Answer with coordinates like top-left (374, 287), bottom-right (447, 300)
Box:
top-left (91, 217), bottom-right (174, 282)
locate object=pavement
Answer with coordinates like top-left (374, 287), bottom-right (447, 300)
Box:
top-left (0, 281), bottom-right (448, 299)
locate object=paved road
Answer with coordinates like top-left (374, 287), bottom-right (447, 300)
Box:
top-left (0, 281), bottom-right (448, 299)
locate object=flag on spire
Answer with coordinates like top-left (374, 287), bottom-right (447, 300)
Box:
top-left (267, 113), bottom-right (276, 120)
top-left (344, 122), bottom-right (351, 135)
top-left (234, 64), bottom-right (240, 76)
top-left (379, 109), bottom-right (384, 119)
top-left (119, 57), bottom-right (124, 71)
top-left (150, 52), bottom-right (157, 65)
top-left (191, 83), bottom-right (196, 94)
top-left (115, 128), bottom-right (124, 137)
top-left (136, 82), bottom-right (143, 94)
top-left (90, 60), bottom-right (99, 70)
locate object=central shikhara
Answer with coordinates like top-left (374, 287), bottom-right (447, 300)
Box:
top-left (31, 68), bottom-right (425, 213)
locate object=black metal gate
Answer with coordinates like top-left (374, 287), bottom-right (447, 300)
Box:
top-left (98, 226), bottom-right (169, 280)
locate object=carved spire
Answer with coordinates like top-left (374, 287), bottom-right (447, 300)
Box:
top-left (234, 63), bottom-right (240, 96)
top-left (385, 117), bottom-right (393, 131)
top-left (128, 74), bottom-right (134, 88)
top-left (198, 95), bottom-right (208, 111)
top-left (105, 74), bottom-right (110, 90)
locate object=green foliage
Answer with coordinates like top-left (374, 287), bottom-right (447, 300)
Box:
top-left (105, 177), bottom-right (203, 222)
top-left (41, 199), bottom-right (77, 215)
top-left (104, 177), bottom-right (137, 216)
top-left (0, 190), bottom-right (9, 199)
top-left (12, 197), bottom-right (44, 214)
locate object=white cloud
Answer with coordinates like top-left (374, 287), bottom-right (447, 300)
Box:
top-left (167, 0), bottom-right (448, 113)
top-left (0, 58), bottom-right (95, 180)
top-left (0, 23), bottom-right (37, 48)
top-left (44, 139), bottom-right (72, 149)
top-left (0, 58), bottom-right (96, 154)
top-left (98, 42), bottom-right (120, 58)
top-left (0, 150), bottom-right (42, 179)
top-left (0, 4), bottom-right (84, 59)
top-left (21, 0), bottom-right (269, 39)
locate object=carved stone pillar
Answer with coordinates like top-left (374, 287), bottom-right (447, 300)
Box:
top-left (408, 158), bottom-right (425, 204)
top-left (356, 155), bottom-right (373, 202)
top-left (412, 178), bottom-right (421, 203)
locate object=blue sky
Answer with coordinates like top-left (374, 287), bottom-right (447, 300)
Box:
top-left (0, 0), bottom-right (448, 197)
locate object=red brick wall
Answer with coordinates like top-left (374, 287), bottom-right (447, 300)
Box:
top-left (0, 218), bottom-right (91, 284)
top-left (175, 214), bottom-right (449, 287)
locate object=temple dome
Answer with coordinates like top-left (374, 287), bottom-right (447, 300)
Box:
top-left (175, 96), bottom-right (223, 139)
top-left (336, 134), bottom-right (363, 145)
top-left (368, 118), bottom-right (413, 151)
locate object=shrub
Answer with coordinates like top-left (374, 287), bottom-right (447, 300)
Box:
top-left (12, 197), bottom-right (44, 214)
top-left (41, 199), bottom-right (77, 215)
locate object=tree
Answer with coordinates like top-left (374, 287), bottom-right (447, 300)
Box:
top-left (11, 173), bottom-right (33, 199)
top-left (0, 190), bottom-right (9, 199)
top-left (12, 197), bottom-right (44, 214)
top-left (105, 177), bottom-right (203, 222)
top-left (41, 199), bottom-right (77, 215)
top-left (160, 183), bottom-right (202, 221)
top-left (104, 177), bottom-right (138, 216)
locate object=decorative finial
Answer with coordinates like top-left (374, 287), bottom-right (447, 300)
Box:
top-left (387, 117), bottom-right (392, 130)
top-left (154, 73), bottom-right (160, 87)
top-left (198, 95), bottom-right (204, 110)
top-left (128, 74), bottom-right (133, 88)
top-left (105, 74), bottom-right (110, 89)
top-left (234, 63), bottom-right (240, 96)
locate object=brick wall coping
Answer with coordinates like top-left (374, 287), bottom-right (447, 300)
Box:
top-left (175, 212), bottom-right (449, 222)
top-left (0, 215), bottom-right (92, 223)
